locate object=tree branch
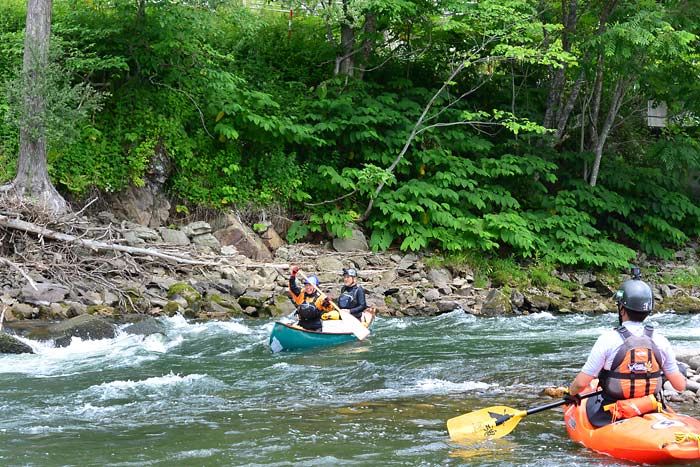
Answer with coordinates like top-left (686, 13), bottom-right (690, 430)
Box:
top-left (0, 215), bottom-right (217, 266)
top-left (0, 256), bottom-right (38, 290)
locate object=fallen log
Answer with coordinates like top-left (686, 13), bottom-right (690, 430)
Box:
top-left (0, 214), bottom-right (216, 266)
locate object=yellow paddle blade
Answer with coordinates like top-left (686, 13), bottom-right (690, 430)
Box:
top-left (447, 406), bottom-right (526, 442)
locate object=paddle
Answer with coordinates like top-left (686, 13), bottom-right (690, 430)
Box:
top-left (296, 270), bottom-right (370, 340)
top-left (447, 389), bottom-right (602, 442)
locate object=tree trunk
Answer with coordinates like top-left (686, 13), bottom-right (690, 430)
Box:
top-left (354, 12), bottom-right (376, 80)
top-left (543, 0), bottom-right (578, 131)
top-left (6, 0), bottom-right (69, 215)
top-left (588, 78), bottom-right (627, 187)
top-left (336, 23), bottom-right (356, 77)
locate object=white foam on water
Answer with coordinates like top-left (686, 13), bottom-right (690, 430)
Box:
top-left (88, 372), bottom-right (216, 400)
top-left (0, 320), bottom-right (184, 376)
top-left (171, 448), bottom-right (222, 460)
top-left (19, 425), bottom-right (65, 434)
top-left (528, 311), bottom-right (557, 320)
top-left (354, 378), bottom-right (494, 402)
top-left (0, 313), bottom-right (267, 378)
top-left (413, 378), bottom-right (494, 393)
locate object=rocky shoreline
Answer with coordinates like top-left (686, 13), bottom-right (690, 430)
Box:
top-left (1, 210), bottom-right (700, 404)
top-left (3, 213), bottom-right (700, 322)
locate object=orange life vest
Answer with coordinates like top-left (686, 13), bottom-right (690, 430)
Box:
top-left (604, 394), bottom-right (662, 422)
top-left (599, 325), bottom-right (663, 400)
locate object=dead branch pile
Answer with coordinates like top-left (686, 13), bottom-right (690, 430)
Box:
top-left (0, 197), bottom-right (225, 311)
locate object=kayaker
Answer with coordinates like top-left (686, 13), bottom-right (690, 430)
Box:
top-left (288, 265), bottom-right (333, 331)
top-left (565, 268), bottom-right (686, 427)
top-left (334, 267), bottom-right (368, 321)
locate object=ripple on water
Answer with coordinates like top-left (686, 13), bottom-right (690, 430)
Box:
top-left (0, 312), bottom-right (698, 467)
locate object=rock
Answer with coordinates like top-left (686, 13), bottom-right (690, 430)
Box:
top-left (332, 227), bottom-right (369, 252)
top-left (481, 289), bottom-right (512, 315)
top-left (122, 231), bottom-right (146, 247)
top-left (687, 356), bottom-right (700, 372)
top-left (422, 288), bottom-right (440, 302)
top-left (80, 291), bottom-right (103, 306)
top-left (38, 303), bottom-right (69, 320)
top-left (205, 290), bottom-right (243, 314)
top-left (11, 303), bottom-right (37, 319)
top-left (238, 292), bottom-right (267, 309)
top-left (182, 221), bottom-right (212, 237)
top-left (108, 185), bottom-right (171, 228)
top-left (258, 224), bottom-right (285, 252)
top-left (0, 332), bottom-right (33, 354)
top-left (510, 289), bottom-right (525, 309)
top-left (20, 282), bottom-right (69, 306)
top-left (397, 254), bottom-right (419, 273)
top-left (192, 233), bottom-right (221, 253)
top-left (428, 267), bottom-right (452, 287)
top-left (213, 215), bottom-right (272, 261)
top-left (46, 314), bottom-right (116, 347)
top-left (315, 256), bottom-right (345, 273)
top-left (685, 379), bottom-right (700, 393)
top-left (122, 317), bottom-right (166, 336)
top-left (658, 293), bottom-right (700, 313)
top-left (159, 227), bottom-right (190, 245)
top-left (123, 223), bottom-right (161, 242)
top-left (524, 292), bottom-right (552, 312)
top-left (167, 283), bottom-right (202, 308)
top-left (437, 300), bottom-right (460, 313)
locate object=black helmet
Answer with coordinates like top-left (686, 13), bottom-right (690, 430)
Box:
top-left (342, 268), bottom-right (357, 277)
top-left (614, 279), bottom-right (653, 313)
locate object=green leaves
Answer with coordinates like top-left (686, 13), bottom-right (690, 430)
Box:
top-left (2, 0), bottom-right (697, 273)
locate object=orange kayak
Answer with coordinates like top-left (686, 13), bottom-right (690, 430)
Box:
top-left (564, 399), bottom-right (700, 464)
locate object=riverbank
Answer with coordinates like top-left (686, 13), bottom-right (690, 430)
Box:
top-left (2, 209), bottom-right (699, 326)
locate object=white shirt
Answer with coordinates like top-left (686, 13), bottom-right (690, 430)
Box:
top-left (580, 321), bottom-right (679, 377)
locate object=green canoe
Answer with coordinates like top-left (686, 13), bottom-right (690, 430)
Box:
top-left (269, 309), bottom-right (375, 353)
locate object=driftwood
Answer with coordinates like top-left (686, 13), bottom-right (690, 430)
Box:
top-left (0, 206), bottom-right (297, 313)
top-left (240, 262), bottom-right (290, 269)
top-left (0, 214), bottom-right (216, 266)
top-left (0, 256), bottom-right (38, 290)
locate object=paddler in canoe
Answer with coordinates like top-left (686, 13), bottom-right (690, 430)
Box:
top-left (268, 266), bottom-right (372, 353)
top-left (288, 265), bottom-right (334, 331)
top-left (564, 267), bottom-right (686, 424)
top-left (323, 267), bottom-right (369, 322)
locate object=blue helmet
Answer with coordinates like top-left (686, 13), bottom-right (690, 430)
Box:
top-left (303, 275), bottom-right (319, 286)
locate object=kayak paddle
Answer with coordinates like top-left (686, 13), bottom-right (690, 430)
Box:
top-left (447, 389), bottom-right (602, 442)
top-left (296, 270), bottom-right (370, 340)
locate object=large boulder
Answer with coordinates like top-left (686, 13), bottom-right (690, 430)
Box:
top-left (257, 223), bottom-right (286, 252)
top-left (332, 227), bottom-right (369, 252)
top-left (109, 185), bottom-right (171, 228)
top-left (481, 289), bottom-right (513, 315)
top-left (107, 143), bottom-right (173, 227)
top-left (122, 317), bottom-right (166, 337)
top-left (214, 214), bottom-right (272, 260)
top-left (0, 333), bottom-right (33, 354)
top-left (45, 314), bottom-right (116, 347)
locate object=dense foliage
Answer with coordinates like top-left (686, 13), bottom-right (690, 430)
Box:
top-left (1, 0), bottom-right (699, 270)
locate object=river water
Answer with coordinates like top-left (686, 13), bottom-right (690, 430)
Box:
top-left (1, 311), bottom-right (699, 467)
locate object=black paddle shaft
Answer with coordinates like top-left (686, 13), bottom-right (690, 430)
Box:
top-left (495, 390), bottom-right (602, 426)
